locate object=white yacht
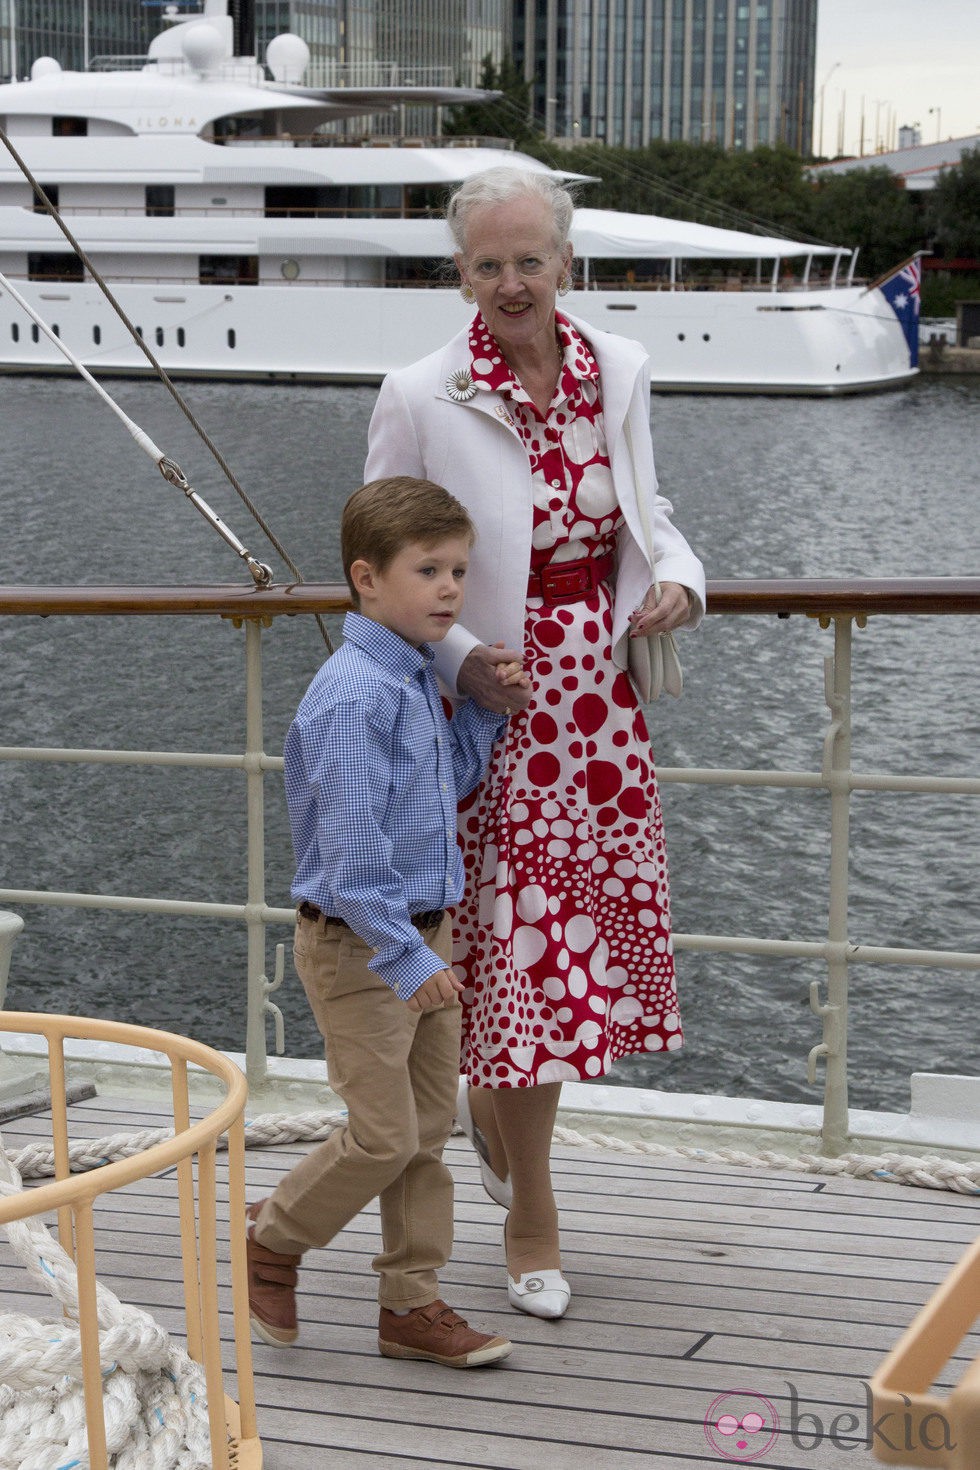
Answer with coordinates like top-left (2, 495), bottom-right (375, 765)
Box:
top-left (0, 1), bottom-right (919, 395)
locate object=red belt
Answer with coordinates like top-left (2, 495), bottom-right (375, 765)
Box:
top-left (527, 552), bottom-right (615, 606)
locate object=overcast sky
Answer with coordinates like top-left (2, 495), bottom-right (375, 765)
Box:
top-left (814, 0), bottom-right (980, 155)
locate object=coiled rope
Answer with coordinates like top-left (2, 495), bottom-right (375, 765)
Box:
top-left (0, 1142), bottom-right (213, 1470)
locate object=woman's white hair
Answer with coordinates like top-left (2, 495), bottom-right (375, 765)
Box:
top-left (446, 166), bottom-right (577, 252)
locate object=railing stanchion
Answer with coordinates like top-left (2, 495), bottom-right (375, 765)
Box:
top-left (819, 614), bottom-right (855, 1154)
top-left (243, 616), bottom-right (269, 1089)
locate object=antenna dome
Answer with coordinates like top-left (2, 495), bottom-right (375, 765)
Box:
top-left (266, 34), bottom-right (311, 84)
top-left (180, 22), bottom-right (227, 75)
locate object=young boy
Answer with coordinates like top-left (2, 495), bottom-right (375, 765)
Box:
top-left (246, 476), bottom-right (527, 1369)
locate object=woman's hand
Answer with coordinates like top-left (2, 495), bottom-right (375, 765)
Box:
top-left (459, 643), bottom-right (533, 714)
top-left (628, 581), bottom-right (691, 638)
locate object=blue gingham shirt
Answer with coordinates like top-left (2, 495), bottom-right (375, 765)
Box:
top-left (285, 611), bottom-right (506, 999)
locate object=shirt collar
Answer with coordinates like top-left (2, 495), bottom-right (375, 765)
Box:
top-left (467, 310), bottom-right (600, 397)
top-left (341, 610), bottom-right (433, 676)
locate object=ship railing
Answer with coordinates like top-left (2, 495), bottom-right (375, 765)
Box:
top-left (1, 578), bottom-right (978, 1157)
top-left (15, 264), bottom-right (858, 294)
top-left (303, 62), bottom-right (457, 88)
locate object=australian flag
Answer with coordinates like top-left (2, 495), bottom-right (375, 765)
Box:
top-left (877, 256), bottom-right (922, 367)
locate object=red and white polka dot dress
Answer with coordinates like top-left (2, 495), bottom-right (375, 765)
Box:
top-left (455, 313), bottom-right (682, 1088)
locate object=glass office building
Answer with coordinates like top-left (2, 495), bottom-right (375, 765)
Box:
top-left (514, 0), bottom-right (817, 151)
top-left (2, 0), bottom-right (153, 76)
top-left (4, 0), bottom-right (815, 153)
top-left (2, 0), bottom-right (503, 86)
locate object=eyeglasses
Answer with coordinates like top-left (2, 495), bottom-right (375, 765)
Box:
top-left (467, 254), bottom-right (555, 281)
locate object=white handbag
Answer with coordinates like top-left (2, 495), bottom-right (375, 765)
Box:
top-left (624, 417), bottom-right (684, 700)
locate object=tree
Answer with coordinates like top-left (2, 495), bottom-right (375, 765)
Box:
top-left (804, 168), bottom-right (920, 277)
top-left (925, 147), bottom-right (980, 260)
top-left (442, 55), bottom-right (535, 147)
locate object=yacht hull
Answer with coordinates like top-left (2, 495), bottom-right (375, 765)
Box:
top-left (0, 277), bottom-right (916, 395)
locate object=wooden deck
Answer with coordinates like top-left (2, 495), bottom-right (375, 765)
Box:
top-left (2, 1089), bottom-right (979, 1469)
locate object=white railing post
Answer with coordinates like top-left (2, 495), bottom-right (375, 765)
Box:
top-left (810, 613), bottom-right (855, 1154)
top-left (0, 909), bottom-right (26, 1095)
top-left (243, 617), bottom-right (271, 1089)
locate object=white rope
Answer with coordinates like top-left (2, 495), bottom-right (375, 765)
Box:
top-left (549, 1124), bottom-right (980, 1195)
top-left (12, 1110), bottom-right (347, 1181)
top-left (10, 1106), bottom-right (979, 1195)
top-left (0, 1141), bottom-right (215, 1470)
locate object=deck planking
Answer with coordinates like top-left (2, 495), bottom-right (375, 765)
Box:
top-left (1, 1091), bottom-right (978, 1469)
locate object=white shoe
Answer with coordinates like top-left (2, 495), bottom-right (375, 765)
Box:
top-left (456, 1078), bottom-right (513, 1210)
top-left (507, 1269), bottom-right (571, 1320)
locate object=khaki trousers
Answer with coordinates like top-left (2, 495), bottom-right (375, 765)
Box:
top-left (254, 911), bottom-right (461, 1310)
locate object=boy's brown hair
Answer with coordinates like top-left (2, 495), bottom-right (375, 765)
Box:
top-left (341, 477), bottom-right (475, 604)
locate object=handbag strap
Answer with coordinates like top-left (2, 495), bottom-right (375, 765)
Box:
top-left (623, 413), bottom-right (662, 602)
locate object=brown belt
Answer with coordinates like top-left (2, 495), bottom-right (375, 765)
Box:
top-left (527, 551), bottom-right (615, 605)
top-left (298, 900), bottom-right (447, 934)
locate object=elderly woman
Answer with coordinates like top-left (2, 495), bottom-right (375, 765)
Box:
top-left (364, 166), bottom-right (704, 1321)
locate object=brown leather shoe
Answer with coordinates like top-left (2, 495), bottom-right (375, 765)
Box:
top-left (378, 1299), bottom-right (512, 1368)
top-left (246, 1199), bottom-right (301, 1347)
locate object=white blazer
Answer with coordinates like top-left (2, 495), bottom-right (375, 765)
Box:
top-left (364, 313), bottom-right (706, 702)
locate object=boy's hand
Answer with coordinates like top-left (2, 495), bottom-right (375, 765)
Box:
top-left (458, 643), bottom-right (532, 714)
top-left (491, 642), bottom-right (531, 715)
top-left (406, 967), bottom-right (464, 1012)
top-left (495, 660), bottom-right (531, 690)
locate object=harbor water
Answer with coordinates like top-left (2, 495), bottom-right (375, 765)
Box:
top-left (2, 372), bottom-right (978, 1113)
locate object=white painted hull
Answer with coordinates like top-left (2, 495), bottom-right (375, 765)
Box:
top-left (0, 276), bottom-right (916, 395)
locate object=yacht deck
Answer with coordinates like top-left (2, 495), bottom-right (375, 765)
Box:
top-left (2, 1089), bottom-right (978, 1469)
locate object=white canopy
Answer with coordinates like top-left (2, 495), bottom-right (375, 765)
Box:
top-left (570, 207), bottom-right (845, 261)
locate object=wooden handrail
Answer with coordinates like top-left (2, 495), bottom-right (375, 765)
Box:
top-left (705, 577), bottom-right (980, 616)
top-left (0, 577), bottom-right (978, 618)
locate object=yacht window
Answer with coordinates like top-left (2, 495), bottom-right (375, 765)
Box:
top-left (213, 116), bottom-right (264, 144)
top-left (227, 329), bottom-right (236, 349)
top-left (33, 184), bottom-right (58, 213)
top-left (177, 328), bottom-right (186, 347)
top-left (386, 258), bottom-right (441, 287)
top-left (53, 116), bottom-right (87, 136)
top-left (266, 185), bottom-right (338, 218)
top-left (11, 323), bottom-right (19, 342)
top-left (405, 185), bottom-right (447, 218)
top-left (156, 327), bottom-right (164, 346)
top-left (199, 255), bottom-right (258, 286)
top-left (294, 185), bottom-right (404, 219)
top-left (28, 251), bottom-right (83, 282)
top-left (93, 325), bottom-right (101, 345)
top-left (146, 185), bottom-right (175, 217)
top-left (31, 324), bottom-right (39, 342)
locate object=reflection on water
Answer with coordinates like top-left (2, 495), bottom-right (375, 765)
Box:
top-left (2, 374), bottom-right (978, 1111)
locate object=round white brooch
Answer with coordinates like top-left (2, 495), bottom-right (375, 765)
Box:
top-left (445, 369), bottom-right (477, 403)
